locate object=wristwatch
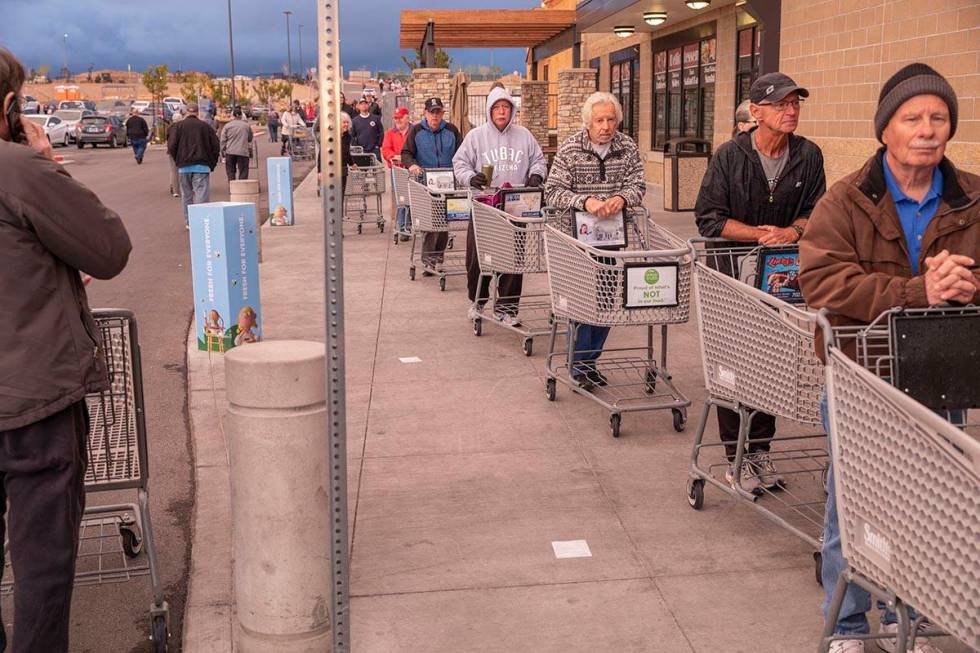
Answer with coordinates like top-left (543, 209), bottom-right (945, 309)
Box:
top-left (791, 224), bottom-right (805, 240)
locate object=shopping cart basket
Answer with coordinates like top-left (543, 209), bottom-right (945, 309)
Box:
top-left (1, 309), bottom-right (170, 651)
top-left (818, 306), bottom-right (980, 653)
top-left (469, 201), bottom-right (556, 356)
top-left (542, 208), bottom-right (693, 438)
top-left (686, 239), bottom-right (827, 582)
top-left (288, 126), bottom-right (315, 161)
top-left (344, 151), bottom-right (386, 234)
top-left (406, 179), bottom-right (468, 291)
top-left (391, 166), bottom-right (419, 244)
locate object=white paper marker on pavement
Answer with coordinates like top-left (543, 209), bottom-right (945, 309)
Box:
top-left (551, 540), bottom-right (592, 559)
top-left (398, 356), bottom-right (422, 364)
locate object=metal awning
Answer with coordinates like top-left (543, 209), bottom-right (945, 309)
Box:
top-left (399, 9), bottom-right (576, 49)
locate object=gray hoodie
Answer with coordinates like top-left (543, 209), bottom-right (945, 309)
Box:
top-left (452, 86), bottom-right (547, 188)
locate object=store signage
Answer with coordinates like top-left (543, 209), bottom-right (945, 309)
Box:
top-left (623, 263), bottom-right (679, 309)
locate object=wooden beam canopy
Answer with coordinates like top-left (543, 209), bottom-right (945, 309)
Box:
top-left (399, 10), bottom-right (576, 49)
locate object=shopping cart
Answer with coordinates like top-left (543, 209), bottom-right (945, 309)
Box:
top-left (818, 306), bottom-right (980, 653)
top-left (344, 150), bottom-right (386, 234)
top-left (469, 201), bottom-right (559, 356)
top-left (390, 166), bottom-right (419, 244)
top-left (406, 179), bottom-right (468, 291)
top-left (686, 239), bottom-right (827, 583)
top-left (542, 208), bottom-right (693, 438)
top-left (1, 309), bottom-right (170, 651)
top-left (288, 126), bottom-right (316, 161)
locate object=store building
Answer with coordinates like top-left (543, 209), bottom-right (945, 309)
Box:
top-left (528, 0), bottom-right (979, 186)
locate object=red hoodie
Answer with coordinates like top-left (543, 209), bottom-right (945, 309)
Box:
top-left (381, 124), bottom-right (411, 168)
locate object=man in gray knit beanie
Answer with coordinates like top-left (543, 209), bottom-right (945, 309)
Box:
top-left (800, 62), bottom-right (979, 653)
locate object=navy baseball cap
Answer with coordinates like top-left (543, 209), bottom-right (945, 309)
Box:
top-left (424, 97), bottom-right (445, 112)
top-left (750, 72), bottom-right (809, 104)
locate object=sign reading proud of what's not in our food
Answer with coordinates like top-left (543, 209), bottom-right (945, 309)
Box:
top-left (623, 262), bottom-right (679, 309)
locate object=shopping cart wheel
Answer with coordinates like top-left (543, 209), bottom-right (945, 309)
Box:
top-left (447, 235), bottom-right (454, 250)
top-left (820, 462), bottom-right (830, 495)
top-left (378, 220), bottom-right (385, 233)
top-left (813, 551), bottom-right (823, 586)
top-left (686, 478), bottom-right (705, 510)
top-left (151, 614), bottom-right (169, 652)
top-left (120, 525), bottom-right (144, 558)
top-left (522, 338), bottom-right (533, 356)
top-left (409, 266), bottom-right (416, 281)
top-left (644, 369), bottom-right (657, 394)
top-left (672, 409), bottom-right (686, 432)
top-left (439, 277), bottom-right (447, 292)
top-left (473, 318), bottom-right (482, 336)
top-left (393, 230), bottom-right (399, 244)
top-left (545, 378), bottom-right (556, 401)
top-left (357, 224), bottom-right (363, 234)
top-left (610, 413), bottom-right (621, 438)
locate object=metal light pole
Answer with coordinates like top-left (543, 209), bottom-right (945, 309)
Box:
top-left (298, 24), bottom-right (304, 82)
top-left (283, 10), bottom-right (293, 79)
top-left (62, 33), bottom-right (69, 80)
top-left (227, 0), bottom-right (238, 107)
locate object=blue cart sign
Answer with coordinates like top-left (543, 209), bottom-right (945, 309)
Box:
top-left (267, 156), bottom-right (294, 226)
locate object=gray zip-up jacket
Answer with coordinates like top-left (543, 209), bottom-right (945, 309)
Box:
top-left (452, 86), bottom-right (547, 188)
top-left (0, 140), bottom-right (131, 430)
top-left (219, 118), bottom-right (254, 157)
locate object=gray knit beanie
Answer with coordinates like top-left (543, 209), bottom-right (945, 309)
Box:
top-left (875, 63), bottom-right (957, 143)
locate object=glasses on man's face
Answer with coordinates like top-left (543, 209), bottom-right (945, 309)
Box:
top-left (764, 99), bottom-right (804, 112)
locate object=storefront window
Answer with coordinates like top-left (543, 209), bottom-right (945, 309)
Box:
top-left (653, 51), bottom-right (667, 150)
top-left (736, 25), bottom-right (761, 106)
top-left (653, 36), bottom-right (715, 149)
top-left (609, 47), bottom-right (639, 141)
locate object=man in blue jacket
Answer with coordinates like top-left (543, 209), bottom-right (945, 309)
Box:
top-left (401, 97), bottom-right (462, 271)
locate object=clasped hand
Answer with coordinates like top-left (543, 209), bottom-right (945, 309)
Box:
top-left (924, 250), bottom-right (977, 305)
top-left (585, 195), bottom-right (624, 218)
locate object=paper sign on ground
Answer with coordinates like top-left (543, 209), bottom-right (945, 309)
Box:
top-left (551, 540), bottom-right (592, 559)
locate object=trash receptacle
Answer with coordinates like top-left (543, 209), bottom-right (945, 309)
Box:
top-left (663, 138), bottom-right (711, 212)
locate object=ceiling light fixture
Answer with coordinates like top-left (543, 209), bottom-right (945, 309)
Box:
top-left (685, 0), bottom-right (711, 9)
top-left (613, 25), bottom-right (635, 38)
top-left (643, 11), bottom-right (668, 26)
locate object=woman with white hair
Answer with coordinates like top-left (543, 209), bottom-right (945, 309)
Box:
top-left (544, 91), bottom-right (646, 389)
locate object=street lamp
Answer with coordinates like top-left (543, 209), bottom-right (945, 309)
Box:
top-left (227, 0), bottom-right (238, 107)
top-left (283, 10), bottom-right (293, 79)
top-left (298, 24), bottom-right (304, 82)
top-left (62, 33), bottom-right (69, 81)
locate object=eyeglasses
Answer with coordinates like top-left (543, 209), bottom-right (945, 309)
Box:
top-left (762, 99), bottom-right (804, 112)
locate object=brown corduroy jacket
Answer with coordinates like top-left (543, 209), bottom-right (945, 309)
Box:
top-left (800, 149), bottom-right (980, 361)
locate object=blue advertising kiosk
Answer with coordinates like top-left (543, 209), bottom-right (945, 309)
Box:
top-left (267, 156), bottom-right (294, 226)
top-left (188, 202), bottom-right (262, 352)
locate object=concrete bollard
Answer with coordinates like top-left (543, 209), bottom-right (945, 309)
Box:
top-left (230, 179), bottom-right (264, 262)
top-left (225, 340), bottom-right (331, 652)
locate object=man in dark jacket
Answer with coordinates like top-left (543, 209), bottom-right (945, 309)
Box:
top-left (168, 103), bottom-right (220, 227)
top-left (693, 72), bottom-right (826, 494)
top-left (0, 47), bottom-right (132, 653)
top-left (402, 97), bottom-right (462, 270)
top-left (350, 97), bottom-right (383, 159)
top-left (124, 107), bottom-right (149, 164)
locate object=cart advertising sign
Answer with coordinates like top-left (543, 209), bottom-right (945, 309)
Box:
top-left (755, 247), bottom-right (804, 304)
top-left (189, 202), bottom-right (263, 353)
top-left (623, 263), bottom-right (680, 309)
top-left (267, 156), bottom-right (294, 226)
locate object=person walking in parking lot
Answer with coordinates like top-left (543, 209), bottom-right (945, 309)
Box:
top-left (220, 107), bottom-right (253, 182)
top-left (0, 47), bottom-right (132, 653)
top-left (125, 107), bottom-right (149, 164)
top-left (267, 107), bottom-right (280, 143)
top-left (167, 103), bottom-right (220, 227)
top-left (280, 104), bottom-right (304, 156)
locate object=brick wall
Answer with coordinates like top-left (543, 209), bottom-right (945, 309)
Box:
top-left (519, 80), bottom-right (550, 151)
top-left (781, 0), bottom-right (980, 183)
top-left (411, 68), bottom-right (452, 124)
top-left (557, 69), bottom-right (599, 144)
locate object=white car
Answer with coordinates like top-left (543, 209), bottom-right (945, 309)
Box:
top-left (20, 95), bottom-right (40, 114)
top-left (53, 110), bottom-right (88, 142)
top-left (24, 114), bottom-right (71, 147)
top-left (162, 96), bottom-right (186, 113)
top-left (130, 100), bottom-right (151, 114)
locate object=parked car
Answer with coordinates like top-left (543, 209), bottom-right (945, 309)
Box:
top-left (75, 115), bottom-right (127, 148)
top-left (96, 99), bottom-right (130, 119)
top-left (248, 104), bottom-right (269, 119)
top-left (20, 95), bottom-right (40, 114)
top-left (162, 97), bottom-right (187, 114)
top-left (24, 114), bottom-right (71, 147)
top-left (53, 109), bottom-right (92, 142)
top-left (130, 100), bottom-right (151, 114)
top-left (57, 100), bottom-right (96, 112)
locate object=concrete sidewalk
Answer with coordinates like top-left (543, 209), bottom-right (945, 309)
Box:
top-left (180, 174), bottom-right (967, 652)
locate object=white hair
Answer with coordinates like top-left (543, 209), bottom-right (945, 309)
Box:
top-left (340, 111), bottom-right (351, 126)
top-left (581, 91), bottom-right (622, 127)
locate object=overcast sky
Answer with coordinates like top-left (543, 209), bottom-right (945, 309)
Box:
top-left (2, 0), bottom-right (535, 77)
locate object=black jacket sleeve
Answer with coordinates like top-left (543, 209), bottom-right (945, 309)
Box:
top-left (694, 146), bottom-right (733, 238)
top-left (207, 127), bottom-right (221, 170)
top-left (798, 143), bottom-right (827, 219)
top-left (166, 122), bottom-right (179, 160)
top-left (401, 124), bottom-right (421, 168)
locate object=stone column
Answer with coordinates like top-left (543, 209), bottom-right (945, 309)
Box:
top-left (230, 179), bottom-right (263, 261)
top-left (226, 340), bottom-right (331, 653)
top-left (556, 68), bottom-right (598, 146)
top-left (517, 80), bottom-right (549, 153)
top-left (411, 68), bottom-right (451, 122)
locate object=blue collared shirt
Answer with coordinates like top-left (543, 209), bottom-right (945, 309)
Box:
top-left (883, 153), bottom-right (943, 273)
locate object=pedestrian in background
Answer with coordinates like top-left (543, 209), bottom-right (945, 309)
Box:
top-left (220, 107), bottom-right (253, 182)
top-left (382, 105), bottom-right (413, 240)
top-left (280, 104), bottom-right (304, 156)
top-left (732, 99), bottom-right (756, 137)
top-left (124, 107), bottom-right (149, 164)
top-left (351, 97), bottom-right (383, 160)
top-left (339, 92), bottom-right (354, 118)
top-left (267, 107), bottom-right (280, 143)
top-left (0, 47), bottom-right (132, 653)
top-left (166, 110), bottom-right (184, 198)
top-left (167, 103), bottom-right (220, 228)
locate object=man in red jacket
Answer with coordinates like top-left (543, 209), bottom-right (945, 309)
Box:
top-left (382, 106), bottom-right (413, 239)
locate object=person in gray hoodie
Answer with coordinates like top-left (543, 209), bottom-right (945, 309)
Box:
top-left (453, 85), bottom-right (547, 324)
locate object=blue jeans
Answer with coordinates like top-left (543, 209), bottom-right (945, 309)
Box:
top-left (179, 172), bottom-right (211, 223)
top-left (572, 323), bottom-right (610, 368)
top-left (396, 206), bottom-right (410, 231)
top-left (130, 137), bottom-right (147, 161)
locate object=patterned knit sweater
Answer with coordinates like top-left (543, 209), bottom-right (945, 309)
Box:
top-left (544, 129), bottom-right (646, 231)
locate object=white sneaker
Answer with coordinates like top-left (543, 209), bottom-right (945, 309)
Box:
top-left (751, 451), bottom-right (786, 489)
top-left (467, 306), bottom-right (483, 321)
top-left (877, 623), bottom-right (943, 653)
top-left (494, 311), bottom-right (521, 327)
top-left (725, 462), bottom-right (762, 495)
top-left (830, 640), bottom-right (865, 653)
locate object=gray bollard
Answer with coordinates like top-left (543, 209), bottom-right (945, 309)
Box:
top-left (225, 340), bottom-right (331, 652)
top-left (230, 179), bottom-right (264, 262)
